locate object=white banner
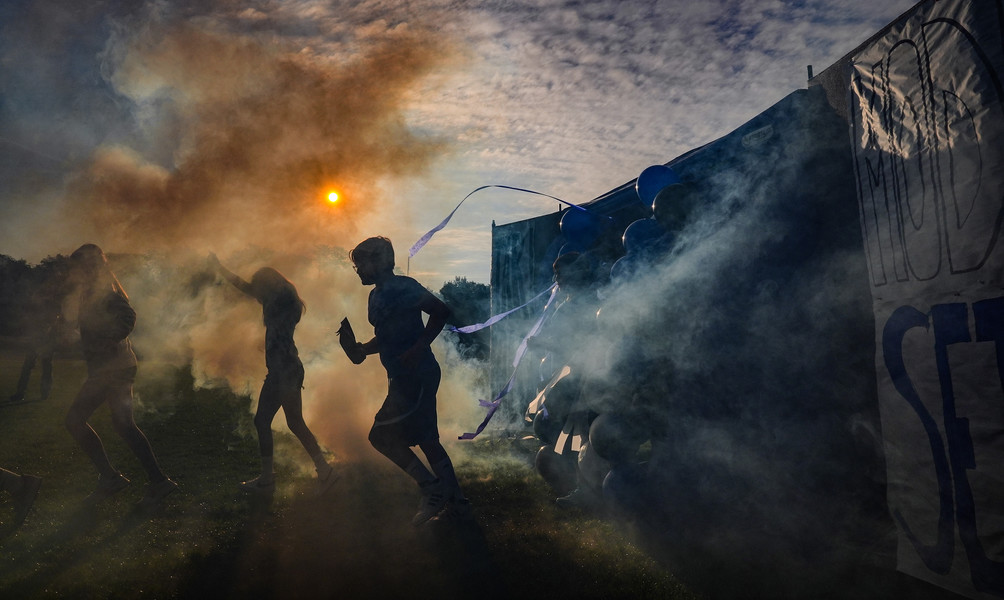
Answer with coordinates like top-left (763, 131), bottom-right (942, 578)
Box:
top-left (848, 0), bottom-right (1004, 597)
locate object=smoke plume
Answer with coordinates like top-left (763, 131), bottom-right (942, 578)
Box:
top-left (7, 4), bottom-right (486, 468)
top-left (68, 14), bottom-right (458, 254)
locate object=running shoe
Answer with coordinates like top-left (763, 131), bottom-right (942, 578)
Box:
top-left (315, 465), bottom-right (339, 497)
top-left (430, 497), bottom-right (474, 523)
top-left (555, 487), bottom-right (601, 510)
top-left (240, 475), bottom-right (275, 494)
top-left (84, 473), bottom-right (130, 504)
top-left (411, 479), bottom-right (447, 526)
top-left (138, 478), bottom-right (178, 508)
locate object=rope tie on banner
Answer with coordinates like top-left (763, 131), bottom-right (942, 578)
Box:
top-left (409, 185), bottom-right (590, 259)
top-left (459, 284), bottom-right (561, 440)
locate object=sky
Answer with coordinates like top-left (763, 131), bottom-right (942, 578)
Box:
top-left (0, 0), bottom-right (919, 288)
top-left (1, 4), bottom-right (992, 590)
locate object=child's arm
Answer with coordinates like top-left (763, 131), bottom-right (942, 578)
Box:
top-left (338, 317), bottom-right (379, 364)
top-left (359, 337), bottom-right (380, 355)
top-left (208, 253), bottom-right (255, 298)
top-left (399, 292), bottom-right (452, 368)
top-left (346, 338), bottom-right (379, 364)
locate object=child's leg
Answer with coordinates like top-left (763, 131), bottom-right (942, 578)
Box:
top-left (369, 425), bottom-right (434, 484)
top-left (11, 351), bottom-right (37, 401)
top-left (419, 440), bottom-right (466, 500)
top-left (65, 377), bottom-right (119, 479)
top-left (279, 378), bottom-right (329, 474)
top-left (40, 353), bottom-right (54, 401)
top-left (107, 379), bottom-right (167, 484)
top-left (252, 377), bottom-right (284, 483)
top-left (371, 431), bottom-right (449, 525)
top-left (0, 467), bottom-right (21, 494)
top-left (285, 412), bottom-right (327, 471)
top-left (2, 467), bottom-right (41, 525)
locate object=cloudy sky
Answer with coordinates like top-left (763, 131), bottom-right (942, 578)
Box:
top-left (0, 0), bottom-right (918, 287)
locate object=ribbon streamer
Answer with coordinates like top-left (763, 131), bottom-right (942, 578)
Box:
top-left (554, 412), bottom-right (588, 455)
top-left (459, 284), bottom-right (562, 440)
top-left (409, 185), bottom-right (589, 258)
top-left (511, 285), bottom-right (559, 368)
top-left (448, 283), bottom-right (556, 334)
top-left (525, 365), bottom-right (572, 421)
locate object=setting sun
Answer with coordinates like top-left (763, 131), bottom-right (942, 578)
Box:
top-left (327, 191), bottom-right (339, 203)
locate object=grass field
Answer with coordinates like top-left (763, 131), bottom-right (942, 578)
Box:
top-left (0, 352), bottom-right (698, 599)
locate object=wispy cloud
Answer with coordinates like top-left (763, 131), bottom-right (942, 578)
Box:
top-left (0, 0), bottom-right (917, 284)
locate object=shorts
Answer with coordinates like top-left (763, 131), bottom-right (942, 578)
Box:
top-left (260, 362), bottom-right (305, 405)
top-left (71, 366), bottom-right (138, 416)
top-left (263, 362), bottom-right (305, 387)
top-left (371, 361), bottom-right (441, 447)
top-left (85, 366), bottom-right (138, 385)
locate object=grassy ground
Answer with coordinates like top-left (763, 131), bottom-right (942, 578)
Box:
top-left (0, 352), bottom-right (697, 599)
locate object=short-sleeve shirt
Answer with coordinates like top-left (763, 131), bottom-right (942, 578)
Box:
top-left (262, 293), bottom-right (302, 373)
top-left (79, 290), bottom-right (137, 374)
top-left (368, 275), bottom-right (435, 376)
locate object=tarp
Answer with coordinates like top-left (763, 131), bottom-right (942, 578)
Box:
top-left (492, 84), bottom-right (889, 597)
top-left (848, 0), bottom-right (1004, 597)
top-left (488, 211), bottom-right (564, 426)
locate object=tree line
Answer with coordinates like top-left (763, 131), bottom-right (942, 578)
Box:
top-left (0, 253), bottom-right (491, 361)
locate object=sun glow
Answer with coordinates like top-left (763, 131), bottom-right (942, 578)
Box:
top-left (327, 191), bottom-right (339, 203)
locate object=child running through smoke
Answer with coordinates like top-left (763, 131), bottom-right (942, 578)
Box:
top-left (341, 236), bottom-right (471, 525)
top-left (65, 244), bottom-right (177, 506)
top-left (8, 257), bottom-right (69, 404)
top-left (208, 254), bottom-right (338, 495)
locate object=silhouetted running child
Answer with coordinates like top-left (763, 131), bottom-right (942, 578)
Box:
top-left (0, 467), bottom-right (41, 527)
top-left (343, 236), bottom-right (470, 525)
top-left (9, 257), bottom-right (69, 403)
top-left (65, 244), bottom-right (177, 506)
top-left (209, 254), bottom-right (337, 495)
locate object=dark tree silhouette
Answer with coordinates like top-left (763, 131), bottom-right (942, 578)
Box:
top-left (0, 255), bottom-right (32, 338)
top-left (439, 276), bottom-right (490, 361)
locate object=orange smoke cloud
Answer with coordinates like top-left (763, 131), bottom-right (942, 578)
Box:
top-left (76, 17), bottom-right (485, 467)
top-left (69, 19), bottom-right (459, 254)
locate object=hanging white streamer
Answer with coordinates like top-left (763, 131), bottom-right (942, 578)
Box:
top-left (409, 185), bottom-right (589, 258)
top-left (448, 283), bottom-right (556, 334)
top-left (459, 284), bottom-right (561, 440)
top-left (511, 284), bottom-right (560, 368)
top-left (525, 365), bottom-right (572, 421)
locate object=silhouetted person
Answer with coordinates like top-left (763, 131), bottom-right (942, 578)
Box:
top-left (530, 252), bottom-right (599, 367)
top-left (528, 252), bottom-right (602, 508)
top-left (65, 244), bottom-right (177, 506)
top-left (8, 258), bottom-right (69, 403)
top-left (0, 467), bottom-right (41, 527)
top-left (209, 253), bottom-right (337, 495)
top-left (343, 236), bottom-right (470, 525)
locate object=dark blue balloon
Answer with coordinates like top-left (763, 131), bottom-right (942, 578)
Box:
top-left (652, 182), bottom-right (701, 232)
top-left (538, 353), bottom-right (556, 382)
top-left (602, 463), bottom-right (649, 514)
top-left (622, 218), bottom-right (668, 255)
top-left (541, 376), bottom-right (577, 421)
top-left (535, 445), bottom-right (578, 495)
top-left (559, 209), bottom-right (602, 248)
top-left (635, 165), bottom-right (681, 208)
top-left (533, 410), bottom-right (562, 446)
top-left (577, 442), bottom-right (611, 493)
top-left (589, 412), bottom-right (646, 464)
top-left (609, 255), bottom-right (639, 283)
top-left (558, 242), bottom-right (585, 257)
